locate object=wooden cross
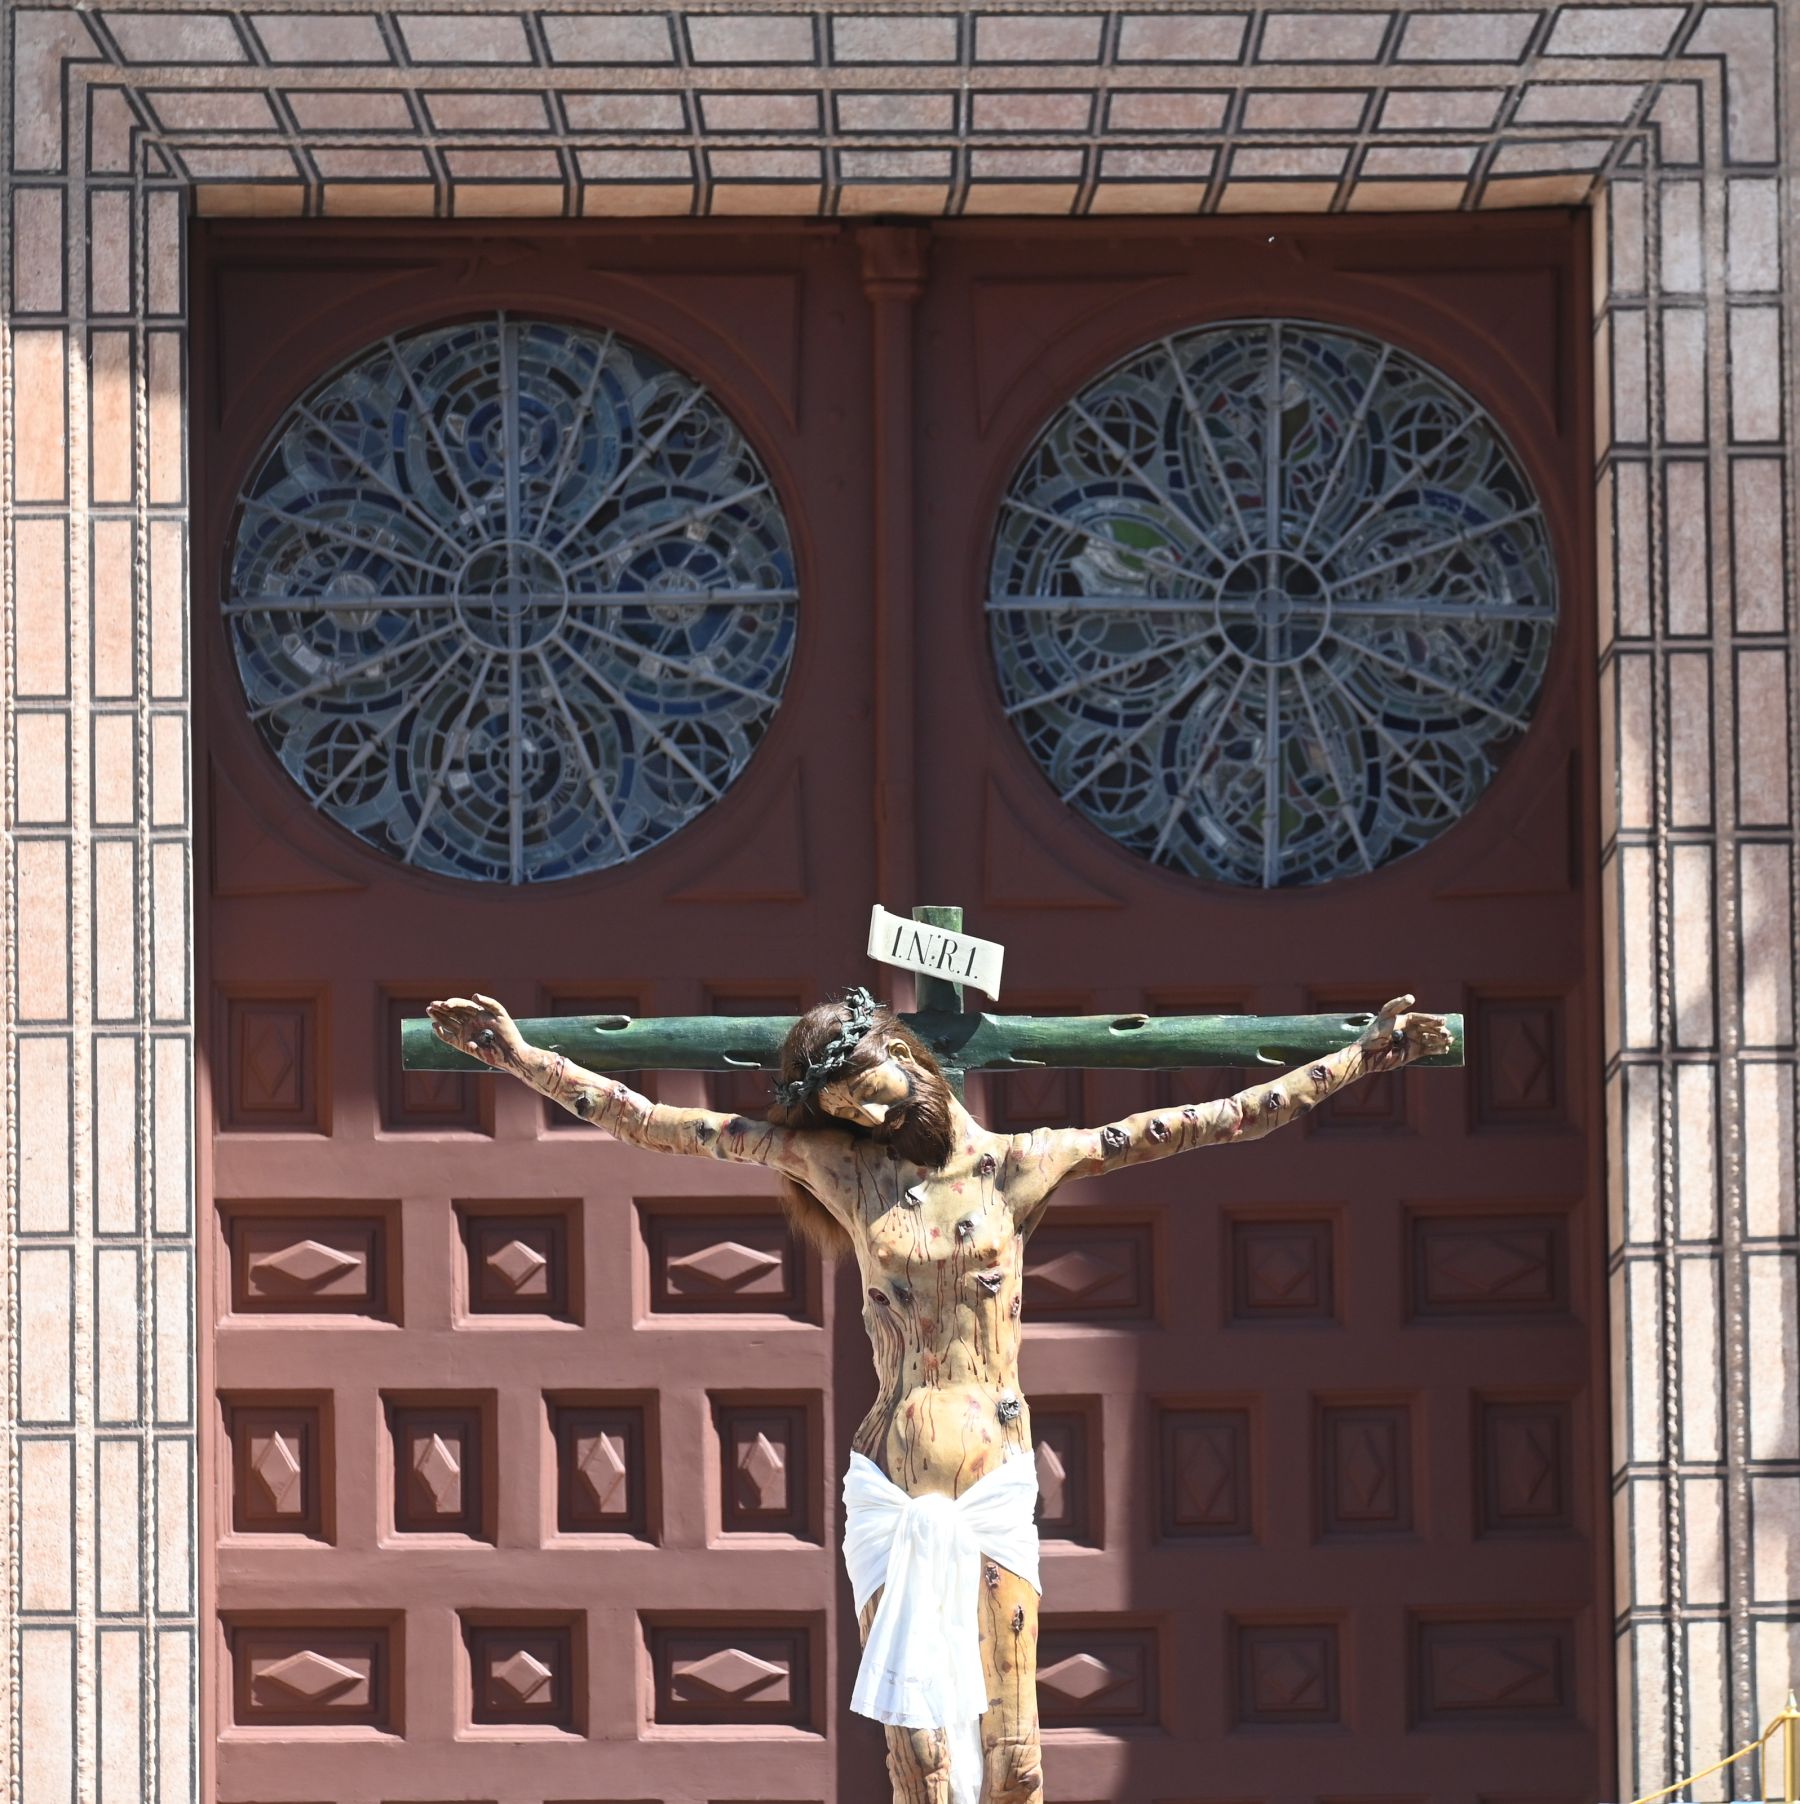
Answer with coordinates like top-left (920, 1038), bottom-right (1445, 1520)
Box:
top-left (400, 905), bottom-right (1464, 1091)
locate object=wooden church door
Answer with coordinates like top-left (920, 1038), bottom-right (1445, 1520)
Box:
top-left (915, 214), bottom-right (1608, 1802)
top-left (195, 224), bottom-right (882, 1804)
top-left (195, 214), bottom-right (1605, 1804)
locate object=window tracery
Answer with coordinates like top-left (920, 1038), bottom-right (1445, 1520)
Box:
top-left (987, 320), bottom-right (1556, 887)
top-left (227, 314), bottom-right (797, 883)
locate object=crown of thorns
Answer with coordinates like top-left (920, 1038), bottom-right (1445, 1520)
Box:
top-left (773, 986), bottom-right (882, 1110)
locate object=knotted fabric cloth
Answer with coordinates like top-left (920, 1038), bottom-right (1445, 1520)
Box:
top-left (842, 1450), bottom-right (1041, 1804)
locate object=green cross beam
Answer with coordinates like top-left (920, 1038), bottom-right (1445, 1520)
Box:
top-left (400, 906), bottom-right (1464, 1096)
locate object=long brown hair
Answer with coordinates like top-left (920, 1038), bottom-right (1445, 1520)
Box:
top-left (766, 996), bottom-right (954, 1256)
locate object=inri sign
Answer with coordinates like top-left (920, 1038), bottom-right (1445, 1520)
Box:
top-left (866, 906), bottom-right (1005, 1002)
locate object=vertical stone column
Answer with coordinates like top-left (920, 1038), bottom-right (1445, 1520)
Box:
top-left (3, 16), bottom-right (199, 1802)
top-left (1598, 10), bottom-right (1798, 1792)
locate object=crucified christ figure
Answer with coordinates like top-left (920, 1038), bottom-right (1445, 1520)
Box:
top-left (427, 985), bottom-right (1451, 1804)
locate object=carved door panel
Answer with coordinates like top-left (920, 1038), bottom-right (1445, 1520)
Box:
top-left (195, 226), bottom-right (874, 1804)
top-left (918, 217), bottom-right (1607, 1799)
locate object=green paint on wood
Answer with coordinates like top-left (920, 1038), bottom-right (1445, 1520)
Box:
top-left (910, 903), bottom-right (967, 1017)
top-left (405, 902), bottom-right (1461, 1093)
top-left (909, 904), bottom-right (967, 1095)
top-left (401, 1005), bottom-right (1464, 1076)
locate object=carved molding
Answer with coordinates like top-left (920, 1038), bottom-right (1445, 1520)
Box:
top-left (390, 1404), bottom-right (485, 1537)
top-left (651, 1625), bottom-right (811, 1727)
top-left (468, 1623), bottom-right (577, 1729)
top-left (716, 1400), bottom-right (813, 1537)
top-left (1415, 1617), bottom-right (1575, 1724)
top-left (1229, 1216), bottom-right (1336, 1324)
top-left (1159, 1406), bottom-right (1254, 1539)
top-left (648, 1212), bottom-right (807, 1318)
top-left (232, 1626), bottom-right (390, 1729)
top-left (1234, 1620), bottom-right (1341, 1725)
top-left (1024, 1222), bottom-right (1153, 1322)
top-left (229, 1214), bottom-right (387, 1318)
top-left (463, 1211), bottom-right (573, 1318)
top-left (1037, 1626), bottom-right (1157, 1727)
top-left (554, 1401), bottom-right (651, 1538)
top-left (229, 1403), bottom-right (323, 1537)
top-left (222, 992), bottom-right (324, 1131)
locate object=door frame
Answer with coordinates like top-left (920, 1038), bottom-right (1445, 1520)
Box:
top-left (189, 211), bottom-right (1610, 1798)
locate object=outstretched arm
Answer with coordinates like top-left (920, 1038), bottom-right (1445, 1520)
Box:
top-left (1030, 995), bottom-right (1451, 1188)
top-left (427, 994), bottom-right (836, 1181)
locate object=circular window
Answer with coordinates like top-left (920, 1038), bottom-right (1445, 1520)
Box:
top-left (987, 320), bottom-right (1556, 888)
top-left (227, 315), bottom-right (797, 883)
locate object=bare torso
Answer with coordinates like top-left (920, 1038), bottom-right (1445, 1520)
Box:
top-left (426, 1000), bottom-right (1430, 1499)
top-left (843, 1126), bottom-right (1035, 1493)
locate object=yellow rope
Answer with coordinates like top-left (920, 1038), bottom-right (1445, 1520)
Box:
top-left (1625, 1703), bottom-right (1799, 1804)
top-left (1624, 1731), bottom-right (1765, 1804)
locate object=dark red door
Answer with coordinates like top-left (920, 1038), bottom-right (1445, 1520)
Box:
top-left (196, 215), bottom-right (1605, 1804)
top-left (915, 215), bottom-right (1606, 1801)
top-left (194, 225), bottom-right (882, 1804)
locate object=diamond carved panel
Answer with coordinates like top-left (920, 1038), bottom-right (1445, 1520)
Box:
top-left (231, 1625), bottom-right (391, 1729)
top-left (462, 1209), bottom-right (574, 1318)
top-left (648, 1213), bottom-right (807, 1318)
top-left (1234, 1620), bottom-right (1341, 1725)
top-left (389, 1401), bottom-right (488, 1538)
top-left (465, 1621), bottom-right (578, 1731)
top-left (1229, 1216), bottom-right (1336, 1323)
top-left (1414, 1618), bottom-right (1575, 1724)
top-left (1473, 997), bottom-right (1566, 1128)
top-left (986, 1064), bottom-right (1083, 1133)
top-left (1036, 1626), bottom-right (1157, 1727)
top-left (650, 1624), bottom-right (812, 1728)
top-left (228, 1213), bottom-right (388, 1317)
top-left (1023, 1221), bottom-right (1152, 1322)
top-left (383, 989), bottom-right (483, 1132)
top-left (552, 1400), bottom-right (651, 1538)
top-left (224, 993), bottom-right (323, 1131)
top-left (1477, 1397), bottom-right (1574, 1535)
top-left (1319, 1402), bottom-right (1413, 1535)
top-left (1031, 1405), bottom-right (1096, 1545)
top-left (228, 1401), bottom-right (324, 1537)
top-left (715, 1400), bottom-right (812, 1538)
top-left (1410, 1212), bottom-right (1568, 1318)
top-left (1158, 1406), bottom-right (1253, 1538)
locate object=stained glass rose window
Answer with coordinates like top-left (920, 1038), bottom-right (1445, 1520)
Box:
top-left (987, 320), bottom-right (1555, 887)
top-left (227, 314), bottom-right (796, 883)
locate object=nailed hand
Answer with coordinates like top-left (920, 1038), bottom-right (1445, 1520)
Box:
top-left (426, 993), bottom-right (527, 1068)
top-left (1359, 993), bottom-right (1453, 1063)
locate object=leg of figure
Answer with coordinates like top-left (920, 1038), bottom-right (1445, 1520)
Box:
top-left (859, 1592), bottom-right (954, 1804)
top-left (977, 1562), bottom-right (1043, 1803)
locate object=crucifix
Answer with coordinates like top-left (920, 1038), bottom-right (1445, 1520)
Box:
top-left (400, 902), bottom-right (1463, 1096)
top-left (404, 906), bottom-right (1460, 1804)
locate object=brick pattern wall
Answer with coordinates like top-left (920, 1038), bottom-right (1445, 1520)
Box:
top-left (1, 3), bottom-right (1793, 1799)
top-left (1590, 14), bottom-right (1797, 1789)
top-left (4, 4), bottom-right (1743, 221)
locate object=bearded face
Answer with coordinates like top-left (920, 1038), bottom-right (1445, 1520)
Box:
top-left (815, 1041), bottom-right (955, 1171)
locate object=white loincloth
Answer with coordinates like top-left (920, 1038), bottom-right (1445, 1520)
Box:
top-left (842, 1450), bottom-right (1041, 1804)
